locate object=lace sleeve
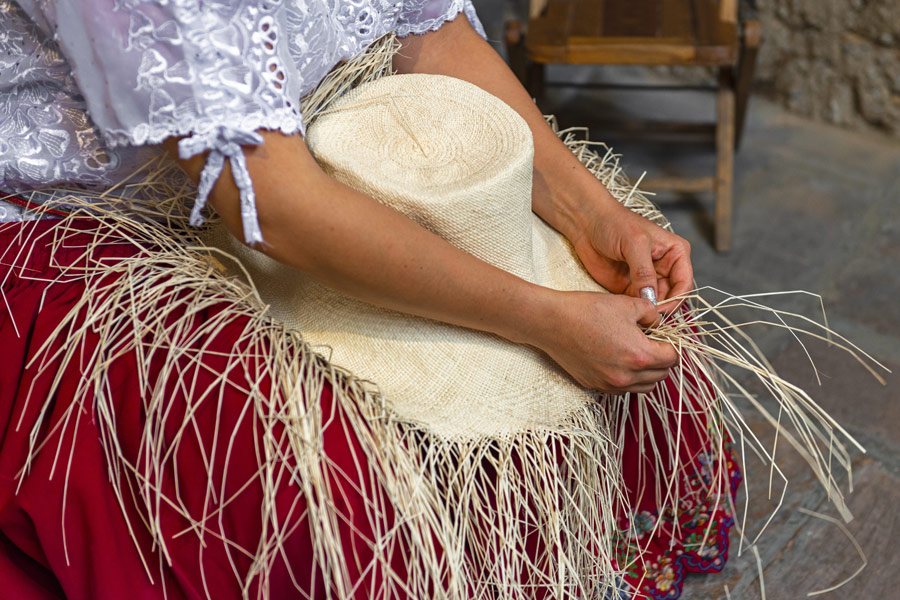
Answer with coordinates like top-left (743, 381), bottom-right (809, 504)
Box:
top-left (396, 0), bottom-right (486, 38)
top-left (30, 0), bottom-right (308, 244)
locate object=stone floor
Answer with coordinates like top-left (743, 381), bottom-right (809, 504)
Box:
top-left (533, 67), bottom-right (900, 599)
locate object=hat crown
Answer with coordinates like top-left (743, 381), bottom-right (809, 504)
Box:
top-left (207, 74), bottom-right (603, 439)
top-left (307, 74), bottom-right (538, 283)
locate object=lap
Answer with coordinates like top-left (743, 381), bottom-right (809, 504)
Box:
top-left (0, 219), bottom-right (398, 599)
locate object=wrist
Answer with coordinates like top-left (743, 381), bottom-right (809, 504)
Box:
top-left (534, 161), bottom-right (621, 246)
top-left (495, 282), bottom-right (560, 348)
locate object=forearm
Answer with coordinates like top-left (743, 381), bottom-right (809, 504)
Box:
top-left (168, 132), bottom-right (550, 346)
top-left (393, 15), bottom-right (621, 245)
top-left (167, 127), bottom-right (680, 393)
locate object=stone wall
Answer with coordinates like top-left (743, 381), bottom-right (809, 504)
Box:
top-left (470, 0), bottom-right (900, 140)
top-left (754, 0), bottom-right (900, 138)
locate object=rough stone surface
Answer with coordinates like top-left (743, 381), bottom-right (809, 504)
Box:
top-left (742, 0), bottom-right (900, 141)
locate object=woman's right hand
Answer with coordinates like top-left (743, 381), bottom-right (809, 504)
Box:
top-left (526, 290), bottom-right (678, 394)
top-left (168, 131), bottom-right (676, 396)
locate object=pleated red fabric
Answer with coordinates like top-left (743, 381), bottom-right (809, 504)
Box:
top-left (0, 218), bottom-right (739, 600)
top-left (0, 219), bottom-right (411, 599)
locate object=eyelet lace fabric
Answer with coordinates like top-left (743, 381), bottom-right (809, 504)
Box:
top-left (0, 0), bottom-right (485, 241)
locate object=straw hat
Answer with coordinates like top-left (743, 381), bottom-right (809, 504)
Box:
top-left (208, 73), bottom-right (612, 439)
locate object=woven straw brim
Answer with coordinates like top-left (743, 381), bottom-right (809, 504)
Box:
top-left (206, 74), bottom-right (616, 440)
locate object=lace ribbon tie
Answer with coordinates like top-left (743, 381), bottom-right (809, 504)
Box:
top-left (178, 127), bottom-right (266, 244)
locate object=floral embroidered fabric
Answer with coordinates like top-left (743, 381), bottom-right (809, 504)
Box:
top-left (0, 0), bottom-right (485, 240)
top-left (614, 443), bottom-right (742, 599)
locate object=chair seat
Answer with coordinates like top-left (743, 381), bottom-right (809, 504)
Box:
top-left (527, 0), bottom-right (739, 66)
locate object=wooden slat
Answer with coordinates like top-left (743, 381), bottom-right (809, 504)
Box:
top-left (526, 0), bottom-right (739, 65)
top-left (711, 16), bottom-right (738, 50)
top-left (591, 120), bottom-right (716, 136)
top-left (600, 0), bottom-right (660, 38)
top-left (544, 81), bottom-right (718, 91)
top-left (692, 0), bottom-right (738, 49)
top-left (543, 0), bottom-right (576, 29)
top-left (715, 67), bottom-right (736, 251)
top-left (719, 0), bottom-right (738, 24)
top-left (690, 0), bottom-right (709, 45)
top-left (567, 35), bottom-right (695, 47)
top-left (660, 0), bottom-right (696, 44)
top-left (642, 176), bottom-right (716, 193)
top-left (734, 19), bottom-right (761, 149)
top-left (525, 0), bottom-right (576, 62)
top-left (560, 41), bottom-right (733, 65)
top-left (569, 0), bottom-right (605, 41)
top-left (526, 2), bottom-right (569, 61)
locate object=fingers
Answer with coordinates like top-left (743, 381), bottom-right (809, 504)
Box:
top-left (604, 361), bottom-right (673, 393)
top-left (621, 312), bottom-right (678, 391)
top-left (606, 341), bottom-right (677, 394)
top-left (545, 291), bottom-right (680, 395)
top-left (620, 229), bottom-right (693, 313)
top-left (613, 370), bottom-right (671, 394)
top-left (626, 298), bottom-right (678, 365)
top-left (662, 246), bottom-right (693, 304)
top-left (633, 297), bottom-right (662, 328)
top-left (621, 235), bottom-right (659, 300)
top-left (643, 338), bottom-right (678, 370)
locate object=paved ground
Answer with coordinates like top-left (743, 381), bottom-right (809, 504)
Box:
top-left (471, 4), bottom-right (899, 591)
top-left (533, 67), bottom-right (900, 599)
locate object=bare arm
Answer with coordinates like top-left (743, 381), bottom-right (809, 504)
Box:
top-left (168, 133), bottom-right (546, 345)
top-left (393, 15), bottom-right (693, 307)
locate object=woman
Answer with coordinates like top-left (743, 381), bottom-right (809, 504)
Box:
top-left (1, 2), bottom-right (733, 598)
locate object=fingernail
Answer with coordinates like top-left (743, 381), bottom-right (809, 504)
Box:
top-left (640, 286), bottom-right (657, 306)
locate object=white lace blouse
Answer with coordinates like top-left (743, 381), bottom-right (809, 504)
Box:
top-left (0, 0), bottom-right (484, 241)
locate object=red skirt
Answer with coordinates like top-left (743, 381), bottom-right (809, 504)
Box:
top-left (0, 218), bottom-right (740, 600)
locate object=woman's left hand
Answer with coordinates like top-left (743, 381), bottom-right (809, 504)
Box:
top-left (569, 199), bottom-right (694, 314)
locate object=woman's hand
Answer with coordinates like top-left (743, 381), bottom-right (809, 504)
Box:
top-left (568, 198), bottom-right (694, 313)
top-left (527, 289), bottom-right (678, 393)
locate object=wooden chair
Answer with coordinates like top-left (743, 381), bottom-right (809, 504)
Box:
top-left (505, 0), bottom-right (761, 251)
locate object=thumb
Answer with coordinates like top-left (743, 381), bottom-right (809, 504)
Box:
top-left (621, 236), bottom-right (658, 299)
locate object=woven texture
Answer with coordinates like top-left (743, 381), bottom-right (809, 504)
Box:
top-left (207, 74), bottom-right (612, 440)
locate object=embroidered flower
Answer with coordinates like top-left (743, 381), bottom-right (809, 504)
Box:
top-left (683, 510), bottom-right (709, 530)
top-left (628, 511), bottom-right (657, 539)
top-left (612, 442), bottom-right (742, 599)
top-left (655, 565), bottom-right (676, 592)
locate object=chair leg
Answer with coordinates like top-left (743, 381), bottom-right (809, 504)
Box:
top-left (734, 19), bottom-right (761, 150)
top-left (528, 62), bottom-right (546, 100)
top-left (504, 20), bottom-right (546, 100)
top-left (505, 20), bottom-right (528, 85)
top-left (715, 68), bottom-right (736, 252)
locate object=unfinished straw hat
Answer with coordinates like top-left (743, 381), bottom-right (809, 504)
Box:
top-left (23, 40), bottom-right (876, 597)
top-left (209, 73), bottom-right (610, 439)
